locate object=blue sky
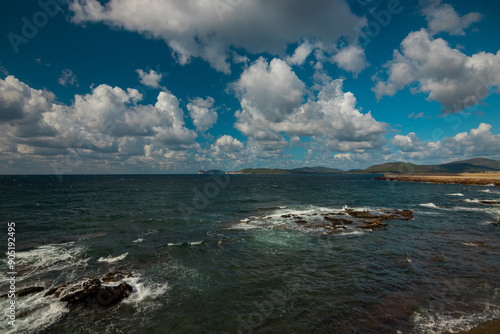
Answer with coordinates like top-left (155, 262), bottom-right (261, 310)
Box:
top-left (0, 0), bottom-right (499, 174)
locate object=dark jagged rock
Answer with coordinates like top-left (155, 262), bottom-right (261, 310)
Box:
top-left (272, 208), bottom-right (414, 233)
top-left (1, 286), bottom-right (45, 299)
top-left (480, 200), bottom-right (500, 205)
top-left (45, 272), bottom-right (133, 309)
top-left (18, 286), bottom-right (44, 297)
top-left (358, 219), bottom-right (387, 229)
top-left (493, 219), bottom-right (499, 226)
top-left (324, 216), bottom-right (352, 225)
top-left (348, 211), bottom-right (378, 219)
top-left (102, 271), bottom-right (133, 283)
top-left (356, 210), bottom-right (413, 229)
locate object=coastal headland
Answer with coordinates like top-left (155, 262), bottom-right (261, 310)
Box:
top-left (375, 172), bottom-right (500, 187)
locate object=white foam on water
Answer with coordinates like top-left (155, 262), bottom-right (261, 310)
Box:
top-left (446, 193), bottom-right (464, 196)
top-left (13, 242), bottom-right (88, 277)
top-left (453, 206), bottom-right (499, 214)
top-left (419, 203), bottom-right (439, 209)
top-left (335, 230), bottom-right (365, 237)
top-left (1, 291), bottom-right (68, 334)
top-left (133, 238), bottom-right (144, 243)
top-left (464, 198), bottom-right (481, 203)
top-left (167, 240), bottom-right (204, 246)
top-left (479, 189), bottom-right (500, 194)
top-left (144, 229), bottom-right (158, 235)
top-left (462, 242), bottom-right (485, 247)
top-left (411, 307), bottom-right (500, 334)
top-left (227, 205), bottom-right (376, 235)
top-left (97, 252), bottom-right (128, 263)
top-left (122, 275), bottom-right (169, 305)
top-left (228, 222), bottom-right (261, 230)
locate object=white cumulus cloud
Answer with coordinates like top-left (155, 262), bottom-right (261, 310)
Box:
top-left (136, 69), bottom-right (164, 89)
top-left (390, 123), bottom-right (500, 160)
top-left (373, 29), bottom-right (500, 113)
top-left (187, 97), bottom-right (218, 132)
top-left (332, 45), bottom-right (369, 75)
top-left (69, 0), bottom-right (366, 73)
top-left (58, 69), bottom-right (78, 87)
top-left (422, 0), bottom-right (482, 36)
top-left (233, 57), bottom-right (387, 154)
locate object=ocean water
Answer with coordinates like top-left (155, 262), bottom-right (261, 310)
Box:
top-left (0, 174), bottom-right (499, 333)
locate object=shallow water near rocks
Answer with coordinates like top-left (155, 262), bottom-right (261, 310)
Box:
top-left (0, 174), bottom-right (499, 333)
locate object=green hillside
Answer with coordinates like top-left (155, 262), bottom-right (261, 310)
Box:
top-left (291, 166), bottom-right (343, 174)
top-left (239, 168), bottom-right (291, 174)
top-left (363, 157), bottom-right (500, 174)
top-left (363, 162), bottom-right (433, 173)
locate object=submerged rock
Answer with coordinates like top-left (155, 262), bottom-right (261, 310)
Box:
top-left (480, 200), bottom-right (500, 205)
top-left (324, 216), bottom-right (352, 225)
top-left (1, 286), bottom-right (44, 299)
top-left (45, 271), bottom-right (133, 309)
top-left (347, 211), bottom-right (378, 219)
top-left (18, 286), bottom-right (45, 297)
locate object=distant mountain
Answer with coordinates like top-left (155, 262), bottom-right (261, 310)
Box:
top-left (203, 158), bottom-right (500, 175)
top-left (363, 162), bottom-right (433, 173)
top-left (198, 170), bottom-right (225, 175)
top-left (290, 166), bottom-right (344, 174)
top-left (363, 157), bottom-right (500, 174)
top-left (436, 158), bottom-right (500, 172)
top-left (231, 166), bottom-right (344, 174)
top-left (238, 168), bottom-right (291, 174)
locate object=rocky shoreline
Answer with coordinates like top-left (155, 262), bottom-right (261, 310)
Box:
top-left (376, 173), bottom-right (500, 186)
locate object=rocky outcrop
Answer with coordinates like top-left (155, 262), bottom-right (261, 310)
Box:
top-left (276, 208), bottom-right (415, 233)
top-left (44, 271), bottom-right (133, 309)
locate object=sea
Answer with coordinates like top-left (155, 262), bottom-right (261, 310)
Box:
top-left (0, 174), bottom-right (499, 333)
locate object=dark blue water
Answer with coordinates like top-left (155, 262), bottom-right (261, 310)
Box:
top-left (0, 174), bottom-right (499, 333)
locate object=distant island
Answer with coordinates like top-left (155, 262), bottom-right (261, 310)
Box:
top-left (199, 157), bottom-right (500, 175)
top-left (199, 166), bottom-right (344, 175)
